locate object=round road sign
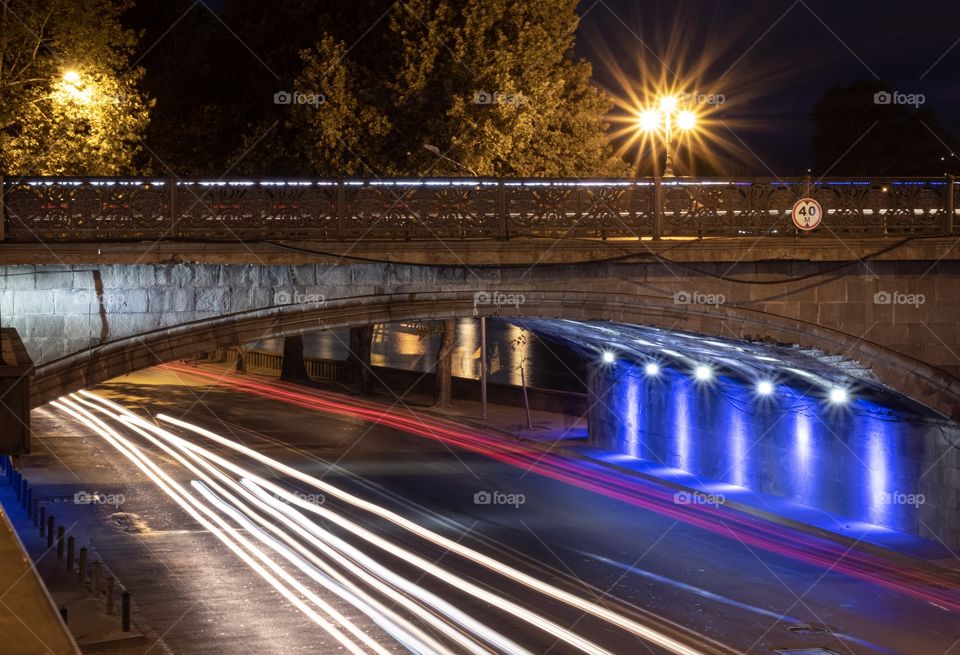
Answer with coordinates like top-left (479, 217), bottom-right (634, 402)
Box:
top-left (791, 197), bottom-right (822, 231)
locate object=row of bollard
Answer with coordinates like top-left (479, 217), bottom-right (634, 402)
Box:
top-left (2, 456), bottom-right (132, 632)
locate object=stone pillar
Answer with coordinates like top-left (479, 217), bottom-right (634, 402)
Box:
top-left (434, 319), bottom-right (456, 407)
top-left (280, 335), bottom-right (309, 382)
top-left (348, 325), bottom-right (374, 396)
top-left (585, 362), bottom-right (607, 449)
top-left (0, 329), bottom-right (33, 455)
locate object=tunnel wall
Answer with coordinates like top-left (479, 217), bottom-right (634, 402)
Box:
top-left (587, 361), bottom-right (960, 547)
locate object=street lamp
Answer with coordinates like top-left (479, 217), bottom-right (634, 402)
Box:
top-left (58, 69), bottom-right (92, 104)
top-left (636, 95), bottom-right (698, 176)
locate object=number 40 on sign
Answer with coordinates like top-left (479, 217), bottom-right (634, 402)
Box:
top-left (791, 197), bottom-right (823, 231)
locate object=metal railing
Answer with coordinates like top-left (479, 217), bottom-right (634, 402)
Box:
top-left (1, 175), bottom-right (956, 241)
top-left (220, 347), bottom-right (347, 380)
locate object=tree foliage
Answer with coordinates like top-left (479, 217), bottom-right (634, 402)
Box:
top-left (289, 0), bottom-right (622, 177)
top-left (810, 80), bottom-right (959, 177)
top-left (0, 0), bottom-right (151, 175)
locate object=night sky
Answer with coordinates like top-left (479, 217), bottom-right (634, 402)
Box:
top-left (578, 0), bottom-right (960, 173)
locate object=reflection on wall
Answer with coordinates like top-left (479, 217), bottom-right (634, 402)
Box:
top-left (248, 319), bottom-right (586, 392)
top-left (591, 360), bottom-right (955, 540)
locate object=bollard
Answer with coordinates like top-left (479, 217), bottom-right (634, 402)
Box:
top-left (105, 576), bottom-right (114, 615)
top-left (30, 499), bottom-right (38, 526)
top-left (47, 516), bottom-right (54, 547)
top-left (59, 606), bottom-right (68, 625)
top-left (39, 506), bottom-right (46, 536)
top-left (78, 547), bottom-right (87, 583)
top-left (91, 560), bottom-right (101, 598)
top-left (56, 526), bottom-right (64, 559)
top-left (66, 537), bottom-right (75, 572)
top-left (121, 591), bottom-right (131, 631)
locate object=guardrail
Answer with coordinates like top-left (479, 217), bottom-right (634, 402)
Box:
top-left (1, 175), bottom-right (956, 241)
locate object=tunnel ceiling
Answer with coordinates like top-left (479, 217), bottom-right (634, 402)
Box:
top-left (510, 318), bottom-right (941, 420)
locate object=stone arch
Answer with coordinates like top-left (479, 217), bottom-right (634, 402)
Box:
top-left (32, 289), bottom-right (960, 420)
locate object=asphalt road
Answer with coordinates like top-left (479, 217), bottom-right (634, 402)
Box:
top-left (19, 366), bottom-right (960, 655)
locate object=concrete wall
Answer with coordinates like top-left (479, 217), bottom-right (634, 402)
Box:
top-left (587, 360), bottom-right (960, 547)
top-left (1, 258), bottom-right (959, 418)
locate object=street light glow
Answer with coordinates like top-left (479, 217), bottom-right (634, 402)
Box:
top-left (756, 380), bottom-right (774, 396)
top-left (59, 69), bottom-right (92, 103)
top-left (677, 110), bottom-right (696, 130)
top-left (602, 351), bottom-right (615, 364)
top-left (694, 365), bottom-right (712, 381)
top-left (629, 94), bottom-right (703, 176)
top-left (644, 362), bottom-right (660, 376)
top-left (638, 110), bottom-right (660, 132)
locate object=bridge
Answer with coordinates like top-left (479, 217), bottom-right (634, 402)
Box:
top-left (1, 176), bottom-right (959, 416)
top-left (3, 176), bottom-right (960, 628)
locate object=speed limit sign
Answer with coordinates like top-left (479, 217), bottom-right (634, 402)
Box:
top-left (791, 197), bottom-right (822, 231)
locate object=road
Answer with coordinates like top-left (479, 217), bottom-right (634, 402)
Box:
top-left (21, 364), bottom-right (960, 655)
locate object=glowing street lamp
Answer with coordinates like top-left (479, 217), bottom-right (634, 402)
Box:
top-left (636, 95), bottom-right (698, 176)
top-left (58, 69), bottom-right (93, 104)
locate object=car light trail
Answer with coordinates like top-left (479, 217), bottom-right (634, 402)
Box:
top-left (72, 393), bottom-right (514, 655)
top-left (89, 397), bottom-right (508, 655)
top-left (153, 408), bottom-right (712, 655)
top-left (64, 390), bottom-right (711, 655)
top-left (192, 480), bottom-right (447, 655)
top-left (51, 396), bottom-right (379, 655)
top-left (156, 363), bottom-right (960, 613)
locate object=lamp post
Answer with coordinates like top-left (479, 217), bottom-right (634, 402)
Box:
top-left (422, 143), bottom-right (487, 420)
top-left (637, 96), bottom-right (697, 177)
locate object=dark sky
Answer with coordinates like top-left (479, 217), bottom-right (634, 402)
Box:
top-left (576, 0), bottom-right (960, 174)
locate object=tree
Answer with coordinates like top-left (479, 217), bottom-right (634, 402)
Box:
top-left (288, 0), bottom-right (622, 177)
top-left (0, 0), bottom-right (151, 175)
top-left (810, 80), bottom-right (959, 177)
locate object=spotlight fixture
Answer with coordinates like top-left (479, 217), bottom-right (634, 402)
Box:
top-left (602, 351), bottom-right (615, 364)
top-left (644, 362), bottom-right (660, 376)
top-left (756, 380), bottom-right (775, 396)
top-left (694, 365), bottom-right (712, 381)
top-left (829, 388), bottom-right (849, 404)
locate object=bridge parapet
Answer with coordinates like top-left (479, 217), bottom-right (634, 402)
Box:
top-left (1, 176), bottom-right (956, 242)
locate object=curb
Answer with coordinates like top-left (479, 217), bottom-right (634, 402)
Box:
top-left (78, 633), bottom-right (149, 653)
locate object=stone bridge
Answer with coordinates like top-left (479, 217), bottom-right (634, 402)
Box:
top-left (1, 236), bottom-right (959, 420)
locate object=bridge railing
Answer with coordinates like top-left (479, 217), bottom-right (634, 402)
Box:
top-left (0, 176), bottom-right (956, 241)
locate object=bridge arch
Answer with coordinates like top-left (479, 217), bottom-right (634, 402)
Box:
top-left (32, 288), bottom-right (960, 421)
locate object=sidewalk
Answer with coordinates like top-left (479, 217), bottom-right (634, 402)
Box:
top-left (0, 461), bottom-right (151, 654)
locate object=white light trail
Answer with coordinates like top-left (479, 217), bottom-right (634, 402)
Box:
top-left (67, 390), bottom-right (710, 655)
top-left (53, 397), bottom-right (382, 655)
top-left (153, 410), bottom-right (708, 655)
top-left (75, 392), bottom-right (518, 655)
